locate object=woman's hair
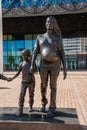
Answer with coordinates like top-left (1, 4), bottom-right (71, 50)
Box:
top-left (46, 16), bottom-right (61, 36)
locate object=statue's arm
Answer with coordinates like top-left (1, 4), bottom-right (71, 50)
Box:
top-left (10, 63), bottom-right (22, 80)
top-left (0, 74), bottom-right (8, 80)
top-left (31, 36), bottom-right (40, 72)
top-left (58, 35), bottom-right (67, 79)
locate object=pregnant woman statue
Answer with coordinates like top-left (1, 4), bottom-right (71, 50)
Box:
top-left (30, 16), bottom-right (67, 117)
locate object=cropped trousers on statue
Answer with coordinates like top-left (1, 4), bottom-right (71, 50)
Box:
top-left (19, 81), bottom-right (35, 108)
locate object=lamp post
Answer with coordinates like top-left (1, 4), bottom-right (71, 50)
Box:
top-left (0, 0), bottom-right (3, 73)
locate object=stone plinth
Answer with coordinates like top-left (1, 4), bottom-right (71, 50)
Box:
top-left (0, 107), bottom-right (81, 130)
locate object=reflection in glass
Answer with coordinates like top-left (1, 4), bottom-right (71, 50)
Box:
top-left (3, 34), bottom-right (37, 70)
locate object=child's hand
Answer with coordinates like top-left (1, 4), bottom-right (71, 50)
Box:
top-left (7, 78), bottom-right (13, 82)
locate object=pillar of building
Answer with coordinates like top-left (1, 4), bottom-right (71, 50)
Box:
top-left (0, 1), bottom-right (3, 73)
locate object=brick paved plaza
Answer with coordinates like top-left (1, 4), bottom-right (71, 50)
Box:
top-left (0, 71), bottom-right (87, 129)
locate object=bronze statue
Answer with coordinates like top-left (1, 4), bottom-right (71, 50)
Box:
top-left (8, 49), bottom-right (35, 116)
top-left (30, 16), bottom-right (67, 118)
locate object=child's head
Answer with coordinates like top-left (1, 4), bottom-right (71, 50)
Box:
top-left (22, 49), bottom-right (31, 61)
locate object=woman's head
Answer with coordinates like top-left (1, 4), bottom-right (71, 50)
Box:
top-left (46, 16), bottom-right (61, 35)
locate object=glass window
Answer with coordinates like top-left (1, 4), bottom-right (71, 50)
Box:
top-left (25, 34), bottom-right (32, 40)
top-left (25, 34), bottom-right (33, 52)
top-left (33, 34), bottom-right (38, 40)
top-left (8, 35), bottom-right (12, 40)
top-left (8, 40), bottom-right (15, 56)
top-left (3, 41), bottom-right (8, 56)
top-left (15, 40), bottom-right (25, 56)
top-left (14, 56), bottom-right (19, 65)
top-left (25, 40), bottom-right (33, 51)
top-left (3, 56), bottom-right (8, 64)
top-left (3, 35), bottom-right (7, 40)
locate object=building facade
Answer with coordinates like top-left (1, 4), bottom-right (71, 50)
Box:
top-left (63, 38), bottom-right (87, 70)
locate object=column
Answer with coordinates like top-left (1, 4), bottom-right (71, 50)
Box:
top-left (0, 0), bottom-right (3, 73)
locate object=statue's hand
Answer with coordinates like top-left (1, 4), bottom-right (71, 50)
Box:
top-left (30, 66), bottom-right (34, 73)
top-left (63, 70), bottom-right (67, 80)
top-left (7, 78), bottom-right (13, 82)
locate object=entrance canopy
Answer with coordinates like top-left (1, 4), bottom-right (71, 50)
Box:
top-left (2, 0), bottom-right (87, 38)
top-left (2, 0), bottom-right (87, 17)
